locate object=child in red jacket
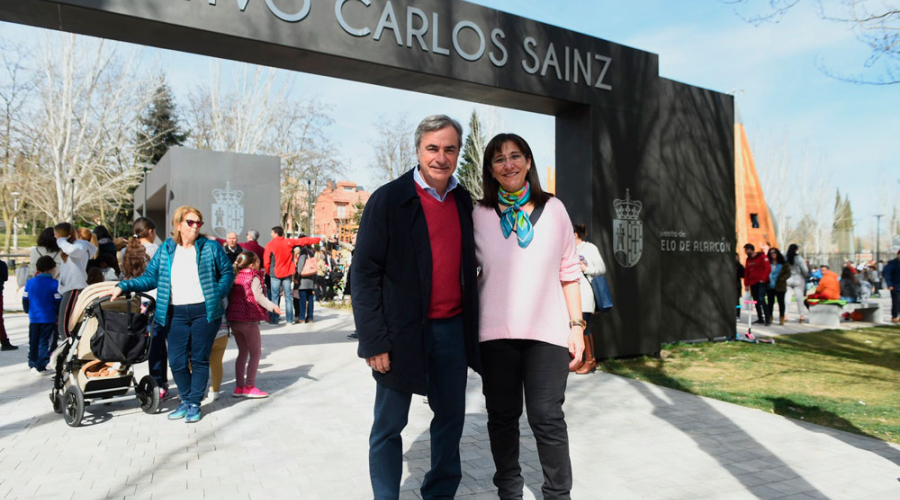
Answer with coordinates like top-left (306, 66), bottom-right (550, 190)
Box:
top-left (227, 252), bottom-right (280, 399)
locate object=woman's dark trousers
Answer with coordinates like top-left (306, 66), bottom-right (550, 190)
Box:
top-left (148, 323), bottom-right (169, 389)
top-left (481, 339), bottom-right (572, 500)
top-left (765, 289), bottom-right (786, 320)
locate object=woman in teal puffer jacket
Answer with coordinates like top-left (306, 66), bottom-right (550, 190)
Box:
top-left (109, 206), bottom-right (234, 423)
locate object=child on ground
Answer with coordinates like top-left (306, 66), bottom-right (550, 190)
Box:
top-left (23, 256), bottom-right (61, 375)
top-left (227, 252), bottom-right (280, 398)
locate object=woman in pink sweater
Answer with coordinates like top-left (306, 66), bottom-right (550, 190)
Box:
top-left (474, 133), bottom-right (585, 500)
top-left (227, 252), bottom-right (281, 399)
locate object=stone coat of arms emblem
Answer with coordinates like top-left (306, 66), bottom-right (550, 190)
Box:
top-left (211, 182), bottom-right (245, 239)
top-left (613, 189), bottom-right (643, 268)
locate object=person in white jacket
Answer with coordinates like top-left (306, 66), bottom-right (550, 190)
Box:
top-left (573, 223), bottom-right (606, 374)
top-left (54, 222), bottom-right (98, 339)
top-left (785, 244), bottom-right (809, 323)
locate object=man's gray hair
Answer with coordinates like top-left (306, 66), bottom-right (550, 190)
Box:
top-left (247, 229), bottom-right (260, 241)
top-left (414, 114), bottom-right (463, 150)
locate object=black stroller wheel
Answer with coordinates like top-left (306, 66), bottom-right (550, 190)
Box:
top-left (50, 390), bottom-right (63, 414)
top-left (137, 375), bottom-right (160, 414)
top-left (63, 386), bottom-right (85, 427)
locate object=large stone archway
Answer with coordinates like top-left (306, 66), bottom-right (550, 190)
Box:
top-left (0, 0), bottom-right (736, 356)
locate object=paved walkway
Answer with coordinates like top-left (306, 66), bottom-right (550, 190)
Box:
top-left (1, 292), bottom-right (898, 499)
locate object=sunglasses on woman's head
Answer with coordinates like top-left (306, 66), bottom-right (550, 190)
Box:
top-left (185, 219), bottom-right (204, 228)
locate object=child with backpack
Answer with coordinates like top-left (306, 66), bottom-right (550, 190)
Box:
top-left (23, 256), bottom-right (61, 375)
top-left (227, 251), bottom-right (281, 398)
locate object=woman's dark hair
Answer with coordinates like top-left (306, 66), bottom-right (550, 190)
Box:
top-left (122, 217), bottom-right (158, 279)
top-left (767, 247), bottom-right (785, 265)
top-left (37, 227), bottom-right (60, 252)
top-left (92, 225), bottom-right (112, 241)
top-left (86, 267), bottom-right (105, 285)
top-left (133, 217), bottom-right (156, 240)
top-left (786, 244), bottom-right (799, 265)
top-left (840, 266), bottom-right (858, 284)
top-left (573, 223), bottom-right (587, 240)
top-left (478, 133), bottom-right (551, 209)
top-left (233, 251), bottom-right (260, 275)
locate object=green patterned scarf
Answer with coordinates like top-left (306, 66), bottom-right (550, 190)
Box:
top-left (498, 182), bottom-right (534, 248)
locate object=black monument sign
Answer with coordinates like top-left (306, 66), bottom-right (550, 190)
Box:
top-left (0, 0), bottom-right (736, 357)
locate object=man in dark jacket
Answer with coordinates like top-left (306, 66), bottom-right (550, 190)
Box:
top-left (744, 243), bottom-right (771, 325)
top-left (884, 250), bottom-right (900, 323)
top-left (351, 115), bottom-right (481, 500)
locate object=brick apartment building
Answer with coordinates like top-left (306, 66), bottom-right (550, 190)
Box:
top-left (314, 181), bottom-right (370, 240)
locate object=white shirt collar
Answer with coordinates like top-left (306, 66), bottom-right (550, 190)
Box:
top-left (413, 166), bottom-right (458, 202)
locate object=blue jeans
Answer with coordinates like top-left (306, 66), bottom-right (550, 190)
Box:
top-left (297, 289), bottom-right (315, 321)
top-left (166, 303), bottom-right (221, 406)
top-left (269, 276), bottom-right (293, 324)
top-left (28, 323), bottom-right (55, 371)
top-left (369, 314), bottom-right (468, 500)
top-left (148, 323), bottom-right (169, 388)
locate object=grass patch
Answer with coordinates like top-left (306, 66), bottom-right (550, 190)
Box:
top-left (600, 326), bottom-right (900, 444)
top-left (321, 300), bottom-right (352, 311)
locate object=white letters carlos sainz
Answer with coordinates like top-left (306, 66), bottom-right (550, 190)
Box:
top-left (208, 0), bottom-right (613, 91)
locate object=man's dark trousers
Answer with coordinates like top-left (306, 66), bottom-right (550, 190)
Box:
top-left (891, 289), bottom-right (900, 319)
top-left (750, 283), bottom-right (769, 323)
top-left (369, 314), bottom-right (467, 500)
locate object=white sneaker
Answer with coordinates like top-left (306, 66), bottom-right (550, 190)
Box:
top-left (203, 391), bottom-right (222, 404)
top-left (30, 368), bottom-right (42, 377)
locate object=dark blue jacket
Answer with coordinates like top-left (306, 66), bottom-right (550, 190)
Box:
top-left (23, 273), bottom-right (61, 323)
top-left (117, 237), bottom-right (234, 326)
top-left (884, 258), bottom-right (900, 289)
top-left (351, 169), bottom-right (481, 396)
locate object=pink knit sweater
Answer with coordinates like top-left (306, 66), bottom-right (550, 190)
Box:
top-left (473, 197), bottom-right (582, 348)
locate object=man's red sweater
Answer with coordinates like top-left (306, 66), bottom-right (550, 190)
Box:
top-left (264, 236), bottom-right (321, 279)
top-left (416, 184), bottom-right (463, 319)
top-left (744, 252), bottom-right (771, 287)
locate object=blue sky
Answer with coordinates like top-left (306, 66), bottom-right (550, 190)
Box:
top-left (2, 0), bottom-right (897, 239)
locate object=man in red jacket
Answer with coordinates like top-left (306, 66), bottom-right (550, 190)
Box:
top-left (744, 243), bottom-right (772, 325)
top-left (264, 226), bottom-right (320, 325)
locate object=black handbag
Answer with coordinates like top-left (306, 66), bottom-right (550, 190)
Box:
top-left (89, 296), bottom-right (151, 364)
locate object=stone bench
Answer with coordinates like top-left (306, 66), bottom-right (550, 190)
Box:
top-left (808, 303), bottom-right (842, 328)
top-left (847, 302), bottom-right (882, 324)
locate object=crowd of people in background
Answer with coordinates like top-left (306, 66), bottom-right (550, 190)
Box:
top-left (0, 203), bottom-right (355, 422)
top-left (738, 242), bottom-right (900, 324)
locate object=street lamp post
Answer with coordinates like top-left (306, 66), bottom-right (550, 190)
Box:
top-left (11, 191), bottom-right (20, 249)
top-left (874, 214), bottom-right (883, 265)
top-left (67, 175), bottom-right (79, 223)
top-left (143, 165), bottom-right (148, 218)
top-left (307, 179), bottom-right (312, 236)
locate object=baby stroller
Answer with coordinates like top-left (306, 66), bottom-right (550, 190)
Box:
top-left (48, 282), bottom-right (160, 427)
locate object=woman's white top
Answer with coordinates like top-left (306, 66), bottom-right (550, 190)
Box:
top-left (576, 240), bottom-right (606, 313)
top-left (29, 246), bottom-right (64, 280)
top-left (170, 244), bottom-right (205, 305)
top-left (56, 238), bottom-right (98, 295)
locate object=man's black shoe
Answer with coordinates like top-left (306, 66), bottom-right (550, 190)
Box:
top-left (753, 319), bottom-right (766, 325)
top-left (347, 332), bottom-right (358, 339)
top-left (0, 341), bottom-right (18, 351)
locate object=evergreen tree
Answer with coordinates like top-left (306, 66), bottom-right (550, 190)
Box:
top-left (136, 78), bottom-right (188, 164)
top-left (457, 109), bottom-right (485, 202)
top-left (832, 190), bottom-right (854, 256)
